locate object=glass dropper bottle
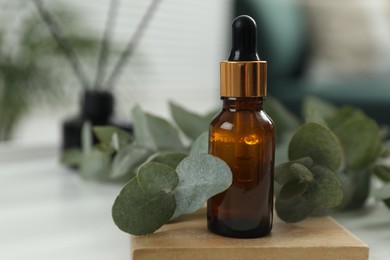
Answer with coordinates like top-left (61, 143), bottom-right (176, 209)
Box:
top-left (207, 15), bottom-right (275, 238)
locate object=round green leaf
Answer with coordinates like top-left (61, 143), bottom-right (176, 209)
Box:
top-left (173, 154), bottom-right (232, 218)
top-left (80, 150), bottom-right (111, 179)
top-left (148, 152), bottom-right (188, 169)
top-left (302, 96), bottom-right (337, 125)
top-left (111, 143), bottom-right (153, 179)
top-left (275, 196), bottom-right (314, 223)
top-left (332, 117), bottom-right (381, 170)
top-left (93, 126), bottom-right (132, 147)
top-left (303, 165), bottom-right (343, 208)
top-left (137, 162), bottom-right (179, 194)
top-left (190, 131), bottom-right (209, 155)
top-left (373, 165), bottom-right (390, 182)
top-left (279, 179), bottom-right (308, 200)
top-left (112, 168), bottom-right (178, 235)
top-left (275, 159), bottom-right (314, 185)
top-left (373, 183), bottom-right (390, 200)
top-left (288, 122), bottom-right (343, 171)
top-left (169, 102), bottom-right (211, 140)
top-left (132, 105), bottom-right (184, 151)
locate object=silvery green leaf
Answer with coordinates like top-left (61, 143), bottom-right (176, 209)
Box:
top-left (279, 179), bottom-right (308, 200)
top-left (137, 162), bottom-right (179, 194)
top-left (288, 122), bottom-right (343, 171)
top-left (331, 116), bottom-right (382, 170)
top-left (264, 96), bottom-right (300, 137)
top-left (148, 152), bottom-right (188, 169)
top-left (173, 154), bottom-right (232, 218)
top-left (110, 143), bottom-right (153, 179)
top-left (303, 165), bottom-right (343, 208)
top-left (275, 196), bottom-right (313, 223)
top-left (61, 148), bottom-right (82, 166)
top-left (112, 164), bottom-right (178, 235)
top-left (82, 121), bottom-right (92, 154)
top-left (373, 165), bottom-right (390, 182)
top-left (275, 159), bottom-right (314, 185)
top-left (132, 105), bottom-right (184, 151)
top-left (80, 149), bottom-right (111, 179)
top-left (302, 96), bottom-right (337, 124)
top-left (169, 102), bottom-right (212, 140)
top-left (145, 113), bottom-right (184, 151)
top-left (190, 131), bottom-right (209, 155)
top-left (93, 126), bottom-right (133, 150)
top-left (373, 183), bottom-right (390, 200)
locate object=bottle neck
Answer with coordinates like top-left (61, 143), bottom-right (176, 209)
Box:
top-left (222, 97), bottom-right (264, 111)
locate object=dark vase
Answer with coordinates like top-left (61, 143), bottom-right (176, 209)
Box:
top-left (61, 90), bottom-right (132, 153)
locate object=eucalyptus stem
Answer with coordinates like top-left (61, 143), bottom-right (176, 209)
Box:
top-left (105, 0), bottom-right (162, 90)
top-left (94, 0), bottom-right (120, 90)
top-left (31, 0), bottom-right (90, 89)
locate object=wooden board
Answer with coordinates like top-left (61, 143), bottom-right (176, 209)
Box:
top-left (132, 208), bottom-right (368, 260)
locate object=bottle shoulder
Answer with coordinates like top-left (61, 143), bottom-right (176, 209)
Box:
top-left (210, 108), bottom-right (274, 129)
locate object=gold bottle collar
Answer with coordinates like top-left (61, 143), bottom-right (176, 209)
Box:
top-left (220, 61), bottom-right (267, 97)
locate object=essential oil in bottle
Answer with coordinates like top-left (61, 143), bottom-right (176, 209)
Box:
top-left (207, 15), bottom-right (275, 238)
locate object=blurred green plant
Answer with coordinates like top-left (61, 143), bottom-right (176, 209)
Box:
top-left (0, 1), bottom-right (99, 140)
top-left (61, 97), bottom-right (390, 235)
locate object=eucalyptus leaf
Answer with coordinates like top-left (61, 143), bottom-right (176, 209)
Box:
top-left (146, 113), bottom-right (185, 151)
top-left (302, 96), bottom-right (337, 124)
top-left (373, 165), bottom-right (390, 182)
top-left (112, 168), bottom-right (178, 235)
top-left (288, 122), bottom-right (343, 171)
top-left (275, 160), bottom-right (314, 185)
top-left (137, 162), bottom-right (179, 195)
top-left (279, 179), bottom-right (308, 200)
top-left (111, 143), bottom-right (153, 179)
top-left (345, 169), bottom-right (372, 210)
top-left (373, 183), bottom-right (390, 200)
top-left (148, 152), bottom-right (188, 169)
top-left (79, 149), bottom-right (111, 179)
top-left (303, 165), bottom-right (343, 208)
top-left (190, 131), bottom-right (209, 155)
top-left (325, 106), bottom-right (366, 130)
top-left (173, 154), bottom-right (232, 218)
top-left (275, 196), bottom-right (314, 223)
top-left (61, 148), bottom-right (82, 166)
top-left (81, 121), bottom-right (92, 154)
top-left (169, 101), bottom-right (212, 140)
top-left (132, 105), bottom-right (184, 151)
top-left (132, 105), bottom-right (157, 150)
top-left (93, 126), bottom-right (133, 150)
top-left (263, 96), bottom-right (300, 140)
top-left (331, 116), bottom-right (382, 170)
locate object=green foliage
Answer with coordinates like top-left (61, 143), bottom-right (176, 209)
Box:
top-left (326, 107), bottom-right (382, 170)
top-left (275, 96), bottom-right (384, 222)
top-left (60, 97), bottom-right (390, 233)
top-left (0, 2), bottom-right (100, 141)
top-left (169, 101), bottom-right (216, 140)
top-left (112, 163), bottom-right (178, 235)
top-left (173, 154), bottom-right (232, 218)
top-left (288, 122), bottom-right (342, 171)
top-left (111, 153), bottom-right (232, 235)
top-left (190, 131), bottom-right (209, 155)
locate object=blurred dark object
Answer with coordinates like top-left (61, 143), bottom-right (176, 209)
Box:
top-left (62, 90), bottom-right (132, 151)
top-left (234, 0), bottom-right (390, 124)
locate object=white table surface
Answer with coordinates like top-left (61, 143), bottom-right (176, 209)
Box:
top-left (0, 143), bottom-right (130, 260)
top-left (1, 143), bottom-right (389, 260)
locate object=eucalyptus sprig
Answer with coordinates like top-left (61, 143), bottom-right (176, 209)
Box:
top-left (274, 97), bottom-right (385, 222)
top-left (61, 97), bottom-right (390, 235)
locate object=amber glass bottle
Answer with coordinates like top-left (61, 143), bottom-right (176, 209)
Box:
top-left (207, 15), bottom-right (275, 238)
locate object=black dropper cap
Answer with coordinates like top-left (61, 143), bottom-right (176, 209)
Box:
top-left (228, 15), bottom-right (260, 61)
